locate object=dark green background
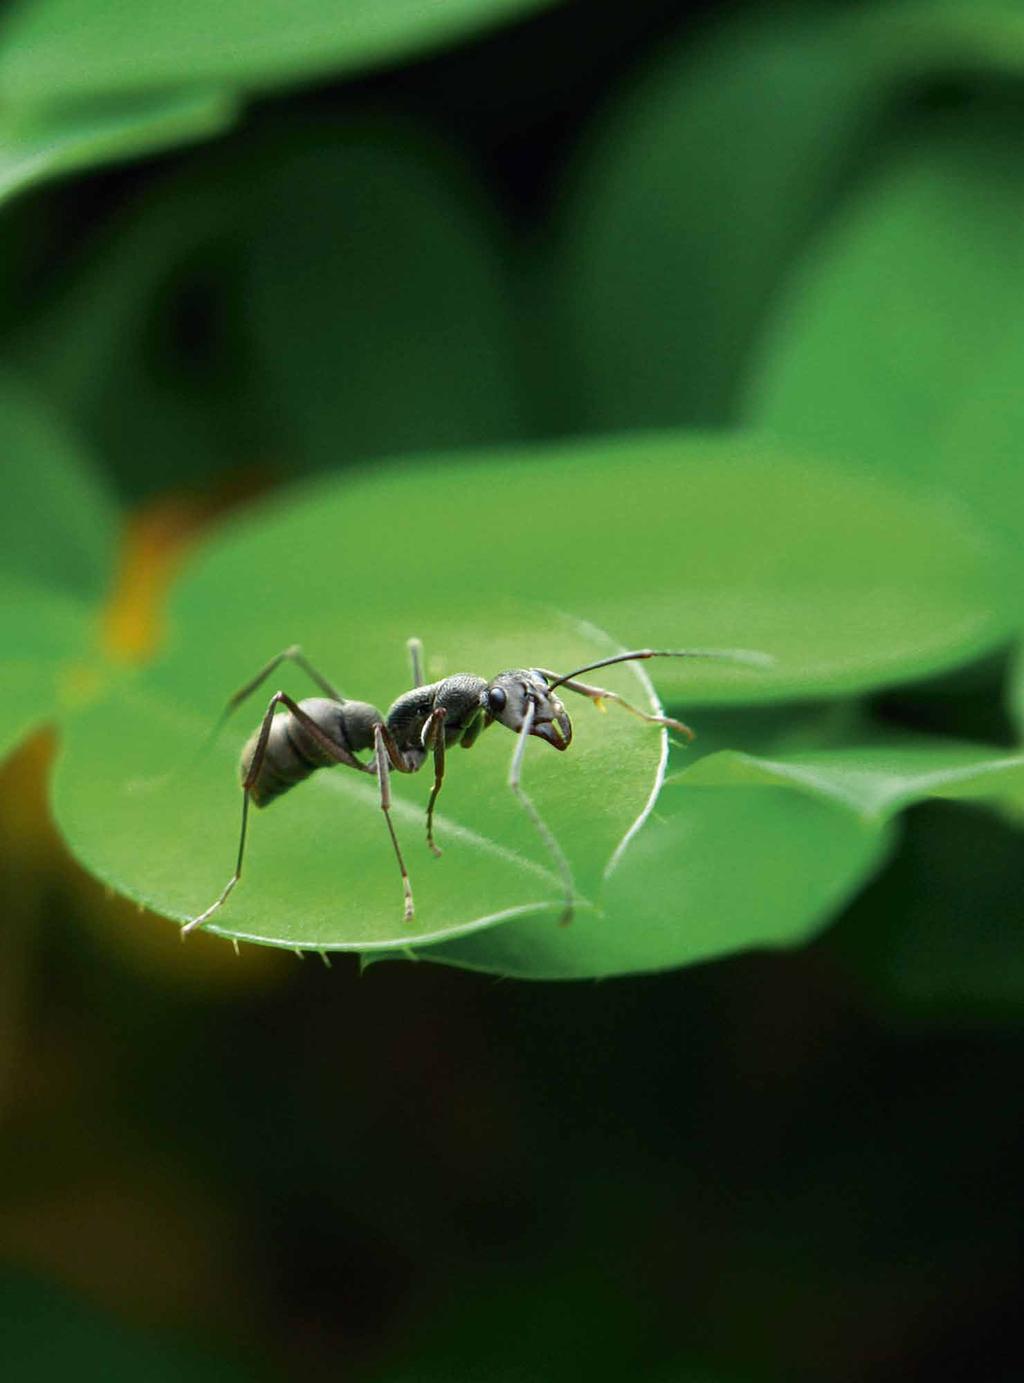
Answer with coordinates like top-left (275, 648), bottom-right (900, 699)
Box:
top-left (1, 0), bottom-right (1022, 1378)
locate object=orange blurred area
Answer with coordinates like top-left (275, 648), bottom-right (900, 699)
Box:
top-left (101, 480), bottom-right (268, 665)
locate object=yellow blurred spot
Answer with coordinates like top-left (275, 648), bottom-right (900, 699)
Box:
top-left (101, 472), bottom-right (270, 664)
top-left (101, 496), bottom-right (211, 662)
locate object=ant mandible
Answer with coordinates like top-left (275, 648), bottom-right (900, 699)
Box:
top-left (183, 638), bottom-right (766, 935)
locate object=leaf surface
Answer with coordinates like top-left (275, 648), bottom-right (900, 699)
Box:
top-left (547, 2), bottom-right (1024, 436)
top-left (0, 88), bottom-right (236, 205)
top-left (426, 781), bottom-right (890, 979)
top-left (0, 0), bottom-right (560, 106)
top-left (683, 739), bottom-right (1024, 820)
top-left (747, 112), bottom-right (1024, 571)
top-left (549, 8), bottom-right (889, 431)
top-left (51, 433), bottom-right (1012, 962)
top-left (243, 118), bottom-right (525, 472)
top-left (160, 435), bottom-right (1016, 704)
top-left (0, 375), bottom-right (118, 761)
top-left (53, 614), bottom-right (667, 950)
top-left (428, 736), bottom-right (1024, 979)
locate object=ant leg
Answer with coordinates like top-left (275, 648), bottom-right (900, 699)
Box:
top-left (203, 645), bottom-right (346, 751)
top-left (183, 794), bottom-right (251, 936)
top-left (508, 699), bottom-right (576, 926)
top-left (184, 690), bottom-right (375, 937)
top-left (269, 693), bottom-right (374, 774)
top-left (374, 724), bottom-right (415, 923)
top-left (375, 721), bottom-right (419, 775)
top-left (183, 685), bottom-right (291, 936)
top-left (407, 637), bottom-right (425, 687)
top-left (459, 711), bottom-right (489, 749)
top-left (422, 707), bottom-right (448, 858)
top-left (537, 669), bottom-right (694, 742)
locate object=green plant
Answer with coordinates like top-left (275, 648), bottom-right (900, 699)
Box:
top-left (3, 0), bottom-right (1024, 995)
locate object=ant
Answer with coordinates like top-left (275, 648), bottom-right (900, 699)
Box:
top-left (183, 638), bottom-right (767, 935)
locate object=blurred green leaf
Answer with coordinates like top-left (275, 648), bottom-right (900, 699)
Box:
top-left (550, 8), bottom-right (891, 431)
top-left (11, 160), bottom-right (254, 498)
top-left (1010, 647), bottom-right (1024, 740)
top-left (13, 113), bottom-right (523, 495)
top-left (0, 88), bottom-right (237, 206)
top-left (244, 117), bottom-right (524, 472)
top-left (835, 799), bottom-right (1024, 1017)
top-left (0, 372), bottom-right (117, 597)
top-left (0, 374), bottom-right (117, 762)
top-left (0, 0), bottom-right (560, 107)
top-left (0, 1269), bottom-right (256, 1383)
top-left (877, 0), bottom-right (1024, 71)
top-left (683, 738), bottom-right (1024, 820)
top-left (549, 2), bottom-right (1024, 437)
top-left (746, 112), bottom-right (1024, 573)
top-left (52, 433), bottom-right (1012, 966)
top-left (0, 585), bottom-right (96, 762)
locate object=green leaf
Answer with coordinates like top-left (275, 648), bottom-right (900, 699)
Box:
top-left (138, 434), bottom-right (1016, 705)
top-left (424, 781), bottom-right (891, 980)
top-left (50, 432), bottom-right (1011, 961)
top-left (0, 0), bottom-right (561, 107)
top-left (0, 88), bottom-right (237, 206)
top-left (244, 117), bottom-right (525, 472)
top-left (0, 372), bottom-right (117, 597)
top-left (13, 114), bottom-right (523, 495)
top-left (835, 800), bottom-right (1024, 1018)
top-left (0, 1269), bottom-right (254, 1383)
top-left (0, 373), bottom-right (117, 761)
top-left (876, 1), bottom-right (1024, 72)
top-left (52, 614), bottom-right (668, 950)
top-left (746, 111), bottom-right (1024, 570)
top-left (683, 738), bottom-right (1024, 821)
top-left (549, 8), bottom-right (893, 431)
top-left (0, 584), bottom-right (97, 762)
top-left (427, 735), bottom-right (1024, 980)
top-left (547, 2), bottom-right (1024, 437)
top-left (11, 160), bottom-right (250, 498)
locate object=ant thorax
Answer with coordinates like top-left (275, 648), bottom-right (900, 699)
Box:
top-left (386, 675), bottom-right (488, 754)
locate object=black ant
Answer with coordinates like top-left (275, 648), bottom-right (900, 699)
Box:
top-left (183, 639), bottom-right (767, 934)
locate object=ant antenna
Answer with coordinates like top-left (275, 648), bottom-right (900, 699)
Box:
top-left (545, 648), bottom-right (773, 693)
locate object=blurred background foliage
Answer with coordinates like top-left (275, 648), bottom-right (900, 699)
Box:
top-left (1, 0), bottom-right (1023, 1377)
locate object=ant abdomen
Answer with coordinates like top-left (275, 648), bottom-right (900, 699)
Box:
top-left (240, 697), bottom-right (381, 807)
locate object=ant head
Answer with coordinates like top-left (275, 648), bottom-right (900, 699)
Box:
top-left (483, 670), bottom-right (572, 750)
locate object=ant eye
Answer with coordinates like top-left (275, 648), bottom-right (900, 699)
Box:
top-left (487, 686), bottom-right (507, 713)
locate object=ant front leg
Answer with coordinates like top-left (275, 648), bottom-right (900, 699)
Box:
top-left (537, 670), bottom-right (694, 742)
top-left (422, 707), bottom-right (448, 858)
top-left (373, 724), bottom-right (415, 923)
top-left (508, 698), bottom-right (576, 926)
top-left (184, 687), bottom-right (294, 936)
